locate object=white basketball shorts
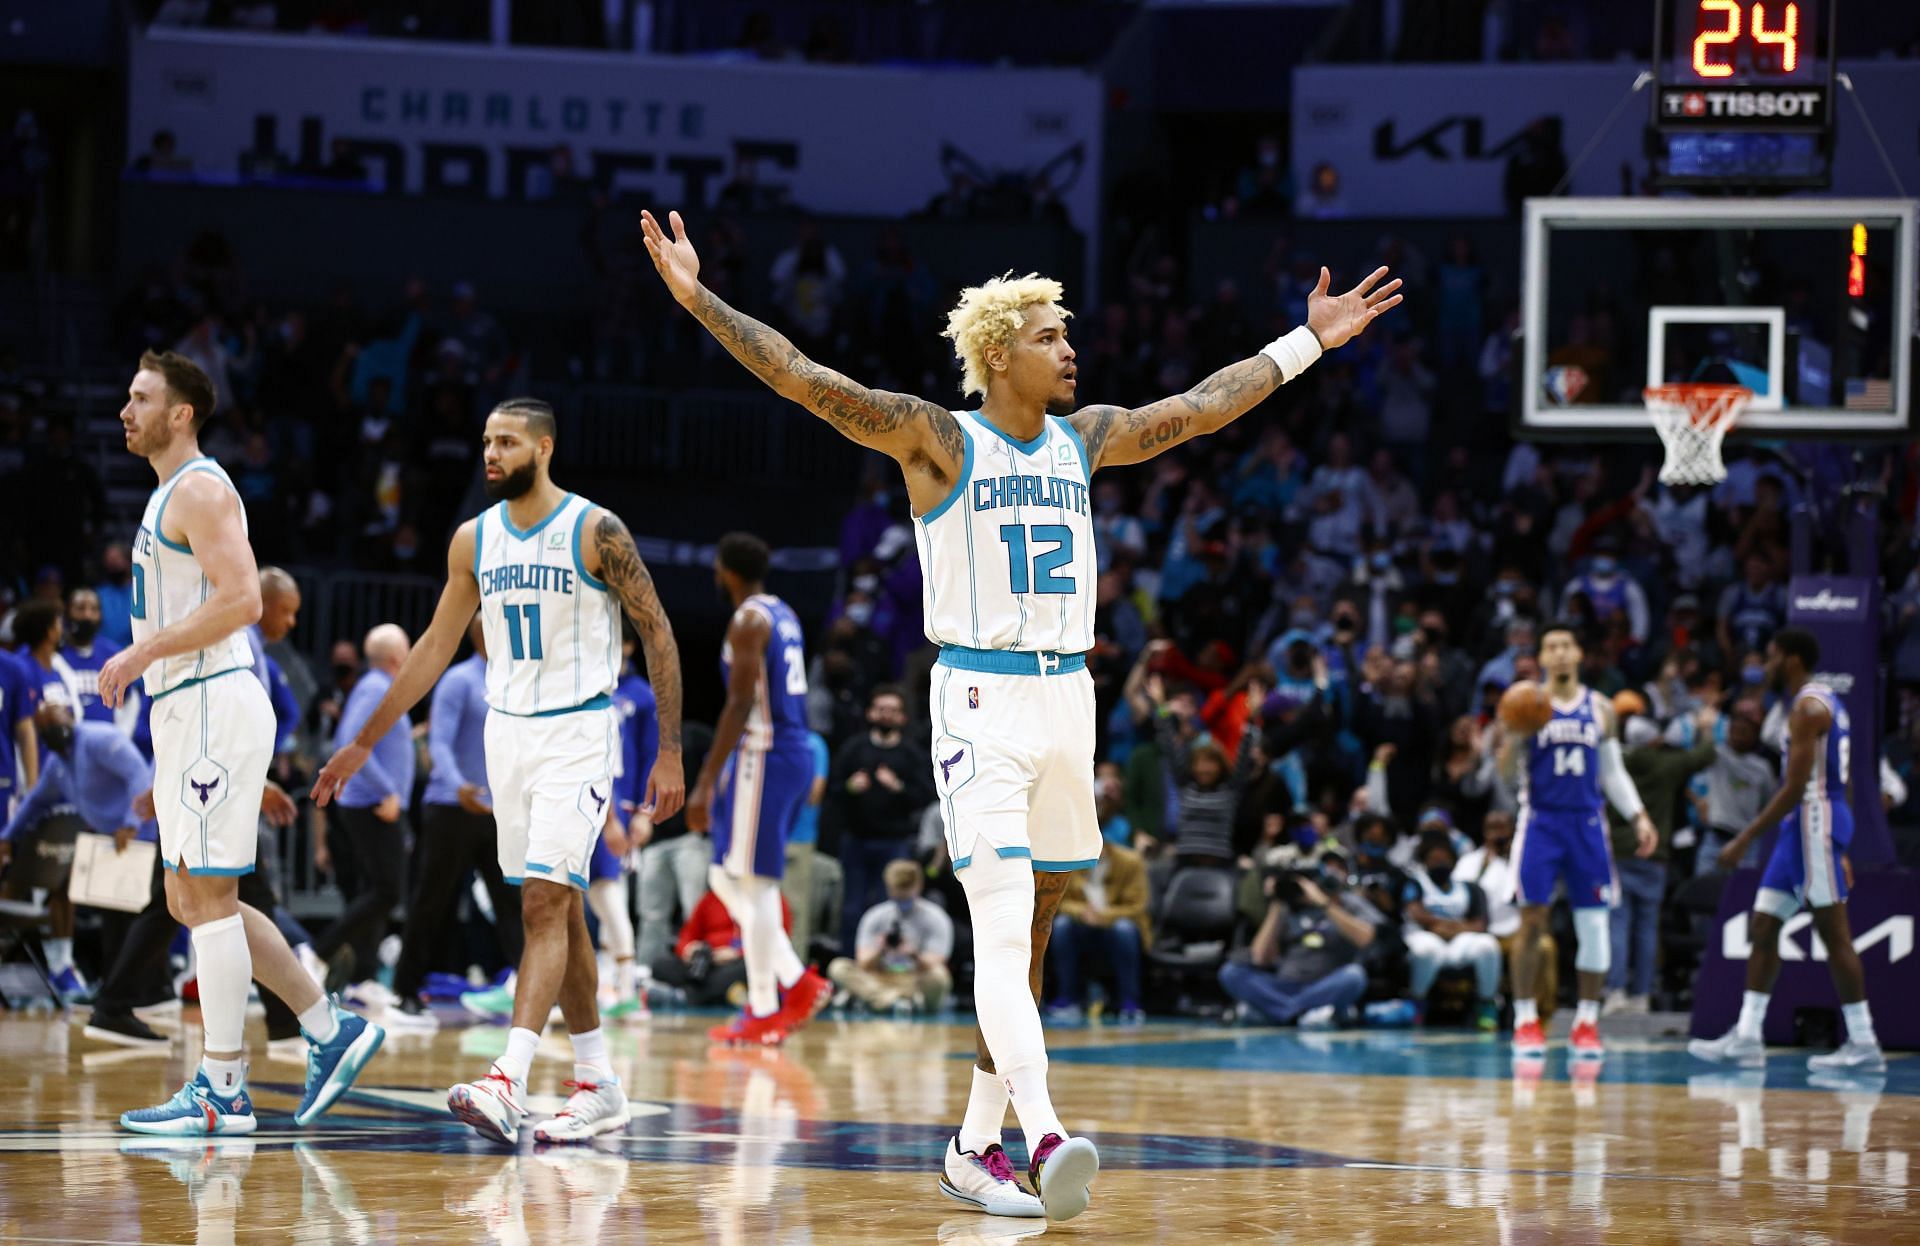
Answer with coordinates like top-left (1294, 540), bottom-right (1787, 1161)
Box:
top-left (485, 702), bottom-right (619, 889)
top-left (150, 668), bottom-right (275, 876)
top-left (928, 647), bottom-right (1102, 873)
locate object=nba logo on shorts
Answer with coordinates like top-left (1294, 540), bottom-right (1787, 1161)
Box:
top-left (968, 686), bottom-right (980, 709)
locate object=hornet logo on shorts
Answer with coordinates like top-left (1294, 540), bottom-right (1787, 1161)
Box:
top-left (588, 787), bottom-right (606, 816)
top-left (189, 777), bottom-right (221, 806)
top-left (940, 750), bottom-right (966, 785)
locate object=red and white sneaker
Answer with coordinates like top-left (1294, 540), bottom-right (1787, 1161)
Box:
top-left (448, 1065), bottom-right (527, 1145)
top-left (708, 1011), bottom-right (789, 1046)
top-left (1511, 1019), bottom-right (1547, 1058)
top-left (1568, 1019), bottom-right (1605, 1060)
top-left (532, 1077), bottom-right (631, 1143)
top-left (776, 968), bottom-right (831, 1031)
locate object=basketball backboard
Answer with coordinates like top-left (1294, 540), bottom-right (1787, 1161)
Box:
top-left (1520, 197), bottom-right (1915, 438)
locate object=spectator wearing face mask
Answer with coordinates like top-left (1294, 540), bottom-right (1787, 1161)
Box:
top-left (827, 686), bottom-right (934, 954)
top-left (1402, 831), bottom-right (1501, 1029)
top-left (1693, 698), bottom-right (1776, 877)
top-left (1604, 703), bottom-right (1718, 1015)
top-left (1221, 846), bottom-right (1381, 1026)
top-left (58, 588), bottom-right (122, 727)
top-left (1456, 809), bottom-right (1556, 1022)
top-left (828, 859), bottom-right (953, 1013)
top-left (1561, 540), bottom-right (1649, 646)
top-left (94, 544), bottom-right (136, 648)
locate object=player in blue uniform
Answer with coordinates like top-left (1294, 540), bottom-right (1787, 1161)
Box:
top-left (587, 624), bottom-right (658, 1022)
top-left (60, 588), bottom-right (124, 726)
top-left (1690, 627), bottom-right (1883, 1073)
top-left (1502, 623), bottom-right (1657, 1060)
top-left (687, 533), bottom-right (830, 1045)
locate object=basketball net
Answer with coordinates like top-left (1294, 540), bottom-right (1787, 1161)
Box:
top-left (1643, 383), bottom-right (1751, 486)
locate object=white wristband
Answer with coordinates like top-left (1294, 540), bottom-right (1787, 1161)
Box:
top-left (1259, 324), bottom-right (1324, 383)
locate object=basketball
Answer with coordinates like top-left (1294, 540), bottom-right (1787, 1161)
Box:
top-left (1499, 680), bottom-right (1554, 734)
top-left (1613, 688), bottom-right (1648, 720)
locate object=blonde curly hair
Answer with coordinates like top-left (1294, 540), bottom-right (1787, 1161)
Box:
top-left (941, 273), bottom-right (1072, 399)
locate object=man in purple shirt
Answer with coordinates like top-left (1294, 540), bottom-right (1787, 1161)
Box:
top-left (60, 588), bottom-right (123, 727)
top-left (312, 624), bottom-right (415, 995)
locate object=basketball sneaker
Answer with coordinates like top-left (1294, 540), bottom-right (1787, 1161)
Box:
top-left (777, 967), bottom-right (832, 1030)
top-left (1687, 1027), bottom-right (1766, 1068)
top-left (1511, 1018), bottom-right (1547, 1058)
top-left (385, 996), bottom-right (441, 1034)
top-left (461, 980), bottom-right (517, 1021)
top-left (1807, 1040), bottom-right (1886, 1075)
top-left (51, 965), bottom-right (92, 1006)
top-left (939, 1137), bottom-right (1044, 1217)
top-left (532, 1076), bottom-right (632, 1143)
top-left (83, 1010), bottom-right (170, 1049)
top-left (1027, 1133), bottom-right (1098, 1222)
top-left (448, 1065), bottom-right (528, 1145)
top-left (603, 997), bottom-right (649, 1025)
top-left (1568, 1019), bottom-right (1605, 1060)
top-left (709, 1010), bottom-right (789, 1046)
top-left (295, 1004), bottom-right (386, 1126)
top-left (120, 1068), bottom-right (257, 1136)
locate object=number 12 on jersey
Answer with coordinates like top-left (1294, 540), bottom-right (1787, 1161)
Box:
top-left (1000, 524), bottom-right (1076, 595)
top-left (502, 603), bottom-right (544, 661)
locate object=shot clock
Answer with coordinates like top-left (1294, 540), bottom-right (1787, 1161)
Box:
top-left (1648, 0), bottom-right (1839, 187)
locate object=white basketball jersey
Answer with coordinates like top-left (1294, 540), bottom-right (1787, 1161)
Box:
top-left (131, 457), bottom-right (254, 698)
top-left (473, 492), bottom-right (622, 716)
top-left (914, 412), bottom-right (1095, 654)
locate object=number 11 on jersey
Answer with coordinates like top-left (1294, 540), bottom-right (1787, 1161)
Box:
top-left (503, 603), bottom-right (544, 661)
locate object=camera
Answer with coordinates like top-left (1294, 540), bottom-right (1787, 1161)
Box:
top-left (884, 924), bottom-right (904, 951)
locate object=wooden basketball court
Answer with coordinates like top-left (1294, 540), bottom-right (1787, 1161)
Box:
top-left (0, 1009), bottom-right (1911, 1243)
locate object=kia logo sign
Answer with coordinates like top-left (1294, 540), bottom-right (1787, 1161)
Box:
top-left (1793, 590), bottom-right (1862, 612)
top-left (1722, 912), bottom-right (1913, 964)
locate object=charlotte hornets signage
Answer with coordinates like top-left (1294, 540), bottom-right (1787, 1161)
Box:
top-left (127, 28), bottom-right (1102, 234)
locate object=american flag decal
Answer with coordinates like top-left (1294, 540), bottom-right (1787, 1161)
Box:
top-left (1845, 378), bottom-right (1893, 410)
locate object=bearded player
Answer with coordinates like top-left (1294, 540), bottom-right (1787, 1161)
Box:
top-left (1500, 624), bottom-right (1657, 1062)
top-left (315, 398), bottom-right (685, 1146)
top-left (642, 207), bottom-right (1399, 1221)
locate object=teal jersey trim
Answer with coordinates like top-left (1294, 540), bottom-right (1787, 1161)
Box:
top-left (571, 503), bottom-right (608, 592)
top-left (972, 413), bottom-right (1049, 456)
top-left (1055, 416), bottom-right (1094, 485)
top-left (148, 665), bottom-right (250, 701)
top-left (472, 509), bottom-right (485, 582)
top-left (1033, 856), bottom-right (1099, 872)
top-left (918, 419), bottom-right (975, 525)
top-left (152, 461), bottom-right (228, 553)
top-left (937, 645), bottom-right (1087, 677)
top-left (499, 492), bottom-right (574, 541)
top-left (488, 692), bottom-right (613, 719)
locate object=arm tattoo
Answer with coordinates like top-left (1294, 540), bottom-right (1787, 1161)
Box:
top-left (592, 511), bottom-right (683, 753)
top-left (1077, 355), bottom-right (1284, 467)
top-left (687, 285), bottom-right (958, 470)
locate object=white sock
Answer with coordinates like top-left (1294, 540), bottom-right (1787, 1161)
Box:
top-left (958, 1064), bottom-right (1010, 1155)
top-left (1575, 999), bottom-right (1600, 1027)
top-left (497, 1026), bottom-right (541, 1085)
top-left (202, 1055), bottom-right (246, 1098)
top-left (1842, 1000), bottom-right (1877, 1047)
top-left (191, 913), bottom-right (251, 1055)
top-left (957, 851), bottom-right (1065, 1155)
top-left (298, 997), bottom-right (339, 1045)
top-left (44, 936), bottom-right (73, 974)
top-left (1513, 998), bottom-right (1538, 1027)
top-left (1736, 990), bottom-right (1770, 1042)
top-left (747, 874), bottom-right (807, 992)
top-left (571, 1026), bottom-right (614, 1081)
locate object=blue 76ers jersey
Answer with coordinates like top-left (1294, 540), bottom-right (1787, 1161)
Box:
top-left (1525, 687), bottom-right (1602, 812)
top-left (913, 412), bottom-right (1096, 654)
top-left (721, 594), bottom-right (808, 753)
top-left (1797, 681), bottom-right (1850, 802)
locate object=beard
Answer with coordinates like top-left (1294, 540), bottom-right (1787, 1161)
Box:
top-left (483, 461), bottom-right (537, 501)
top-left (1045, 387), bottom-right (1077, 416)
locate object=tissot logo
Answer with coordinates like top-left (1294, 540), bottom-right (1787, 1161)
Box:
top-left (1793, 590), bottom-right (1861, 612)
top-left (1659, 87), bottom-right (1825, 123)
top-left (1723, 912), bottom-right (1912, 964)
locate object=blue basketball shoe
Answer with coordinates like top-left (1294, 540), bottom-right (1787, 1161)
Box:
top-left (120, 1069), bottom-right (257, 1136)
top-left (295, 1003), bottom-right (386, 1126)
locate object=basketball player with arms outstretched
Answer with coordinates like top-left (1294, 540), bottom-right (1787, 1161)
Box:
top-left (642, 208), bottom-right (1400, 1220)
top-left (1501, 624), bottom-right (1658, 1062)
top-left (315, 398), bottom-right (685, 1146)
top-left (1690, 626), bottom-right (1883, 1074)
